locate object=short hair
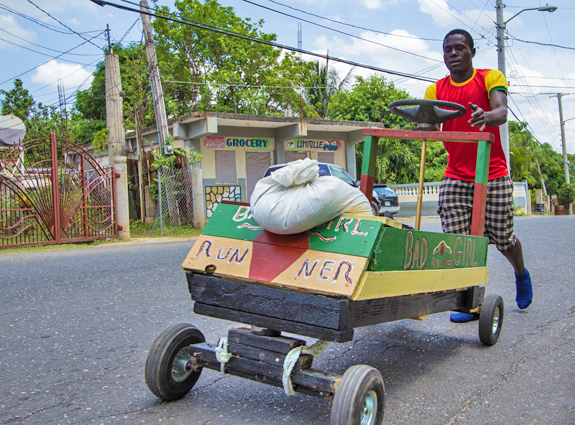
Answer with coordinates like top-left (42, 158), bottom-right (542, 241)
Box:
top-left (444, 29), bottom-right (474, 50)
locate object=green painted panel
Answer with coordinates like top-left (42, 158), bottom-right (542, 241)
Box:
top-left (202, 203), bottom-right (383, 257)
top-left (369, 227), bottom-right (488, 271)
top-left (201, 203), bottom-right (264, 241)
top-left (308, 217), bottom-right (382, 258)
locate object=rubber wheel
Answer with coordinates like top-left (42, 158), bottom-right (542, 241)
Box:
top-left (145, 323), bottom-right (205, 400)
top-left (331, 365), bottom-right (385, 425)
top-left (371, 201), bottom-right (380, 216)
top-left (479, 295), bottom-right (504, 346)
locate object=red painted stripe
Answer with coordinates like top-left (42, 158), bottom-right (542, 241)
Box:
top-left (470, 183), bottom-right (487, 237)
top-left (360, 175), bottom-right (374, 203)
top-left (249, 241), bottom-right (306, 282)
top-left (254, 230), bottom-right (310, 249)
top-left (222, 200), bottom-right (250, 206)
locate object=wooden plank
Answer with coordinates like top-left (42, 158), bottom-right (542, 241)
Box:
top-left (362, 128), bottom-right (495, 143)
top-left (228, 342), bottom-right (314, 370)
top-left (228, 328), bottom-right (306, 354)
top-left (349, 286), bottom-right (485, 327)
top-left (340, 213), bottom-right (403, 229)
top-left (190, 343), bottom-right (341, 396)
top-left (470, 183), bottom-right (487, 237)
top-left (190, 275), bottom-right (347, 330)
top-left (369, 226), bottom-right (488, 272)
top-left (194, 303), bottom-right (354, 342)
top-left (183, 237), bottom-right (370, 298)
top-left (202, 203), bottom-right (264, 241)
top-left (307, 217), bottom-right (381, 258)
top-left (352, 267), bottom-right (488, 300)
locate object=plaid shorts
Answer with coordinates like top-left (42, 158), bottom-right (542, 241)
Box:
top-left (437, 175), bottom-right (516, 251)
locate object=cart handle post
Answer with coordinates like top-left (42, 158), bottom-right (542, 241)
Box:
top-left (360, 128), bottom-right (494, 237)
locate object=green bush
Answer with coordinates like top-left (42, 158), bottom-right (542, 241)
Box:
top-left (557, 183), bottom-right (575, 207)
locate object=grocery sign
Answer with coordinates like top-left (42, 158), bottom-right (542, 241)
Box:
top-left (204, 136), bottom-right (271, 149)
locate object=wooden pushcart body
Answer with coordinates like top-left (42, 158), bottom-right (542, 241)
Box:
top-left (147, 125), bottom-right (501, 423)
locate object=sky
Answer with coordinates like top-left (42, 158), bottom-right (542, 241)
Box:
top-left (1, 0), bottom-right (574, 158)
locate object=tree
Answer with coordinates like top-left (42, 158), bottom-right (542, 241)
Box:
top-left (151, 0), bottom-right (314, 117)
top-left (306, 56), bottom-right (353, 118)
top-left (329, 74), bottom-right (420, 183)
top-left (0, 79), bottom-right (35, 121)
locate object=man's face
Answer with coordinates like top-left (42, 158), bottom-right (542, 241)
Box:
top-left (443, 34), bottom-right (475, 74)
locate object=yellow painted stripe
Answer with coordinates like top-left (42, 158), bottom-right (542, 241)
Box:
top-left (340, 213), bottom-right (403, 229)
top-left (351, 267), bottom-right (489, 300)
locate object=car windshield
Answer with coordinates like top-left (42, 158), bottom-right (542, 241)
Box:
top-left (328, 165), bottom-right (354, 185)
top-left (374, 187), bottom-right (396, 196)
top-left (263, 165), bottom-right (285, 177)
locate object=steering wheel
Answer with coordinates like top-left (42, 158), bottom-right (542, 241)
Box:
top-left (389, 99), bottom-right (467, 130)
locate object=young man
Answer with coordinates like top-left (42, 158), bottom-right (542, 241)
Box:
top-left (425, 29), bottom-right (532, 322)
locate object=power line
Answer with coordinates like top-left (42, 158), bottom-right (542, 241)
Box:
top-left (242, 0), bottom-right (441, 63)
top-left (26, 0), bottom-right (101, 49)
top-left (89, 0), bottom-right (437, 83)
top-left (0, 32), bottom-right (104, 86)
top-left (0, 27), bottom-right (101, 56)
top-left (250, 0), bottom-right (443, 42)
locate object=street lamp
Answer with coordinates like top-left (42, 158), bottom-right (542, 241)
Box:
top-left (495, 1), bottom-right (557, 173)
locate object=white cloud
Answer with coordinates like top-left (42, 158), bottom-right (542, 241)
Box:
top-left (360, 0), bottom-right (400, 10)
top-left (31, 60), bottom-right (93, 91)
top-left (0, 14), bottom-right (37, 49)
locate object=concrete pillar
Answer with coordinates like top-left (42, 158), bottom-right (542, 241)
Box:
top-left (144, 185), bottom-right (156, 224)
top-left (191, 165), bottom-right (206, 229)
top-left (114, 156), bottom-right (131, 240)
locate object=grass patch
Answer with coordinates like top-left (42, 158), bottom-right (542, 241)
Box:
top-left (129, 221), bottom-right (201, 238)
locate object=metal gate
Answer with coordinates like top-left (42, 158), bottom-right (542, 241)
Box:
top-left (0, 132), bottom-right (117, 248)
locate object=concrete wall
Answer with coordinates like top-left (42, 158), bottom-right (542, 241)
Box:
top-left (389, 180), bottom-right (531, 217)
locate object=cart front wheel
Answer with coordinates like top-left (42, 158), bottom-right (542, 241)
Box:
top-left (331, 365), bottom-right (385, 425)
top-left (479, 294), bottom-right (504, 346)
top-left (145, 323), bottom-right (205, 400)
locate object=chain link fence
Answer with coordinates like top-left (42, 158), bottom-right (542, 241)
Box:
top-left (148, 167), bottom-right (197, 235)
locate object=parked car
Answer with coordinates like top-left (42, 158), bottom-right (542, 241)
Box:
top-left (262, 162), bottom-right (400, 216)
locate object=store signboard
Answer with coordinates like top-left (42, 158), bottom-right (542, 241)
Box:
top-left (286, 139), bottom-right (341, 151)
top-left (204, 136), bottom-right (271, 149)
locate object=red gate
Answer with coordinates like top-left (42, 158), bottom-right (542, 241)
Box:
top-left (0, 132), bottom-right (117, 248)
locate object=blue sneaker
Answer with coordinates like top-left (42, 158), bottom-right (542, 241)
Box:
top-left (450, 312), bottom-right (479, 323)
top-left (516, 269), bottom-right (533, 309)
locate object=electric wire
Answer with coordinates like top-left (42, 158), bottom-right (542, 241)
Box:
top-left (243, 0), bottom-right (441, 63)
top-left (25, 0), bottom-right (101, 49)
top-left (89, 0), bottom-right (437, 83)
top-left (0, 32), bottom-right (104, 86)
top-left (251, 0), bottom-right (443, 41)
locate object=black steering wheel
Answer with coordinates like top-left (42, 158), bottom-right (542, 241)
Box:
top-left (389, 99), bottom-right (467, 130)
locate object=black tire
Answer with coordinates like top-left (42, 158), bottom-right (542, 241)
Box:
top-left (145, 323), bottom-right (205, 401)
top-left (479, 294), bottom-right (504, 346)
top-left (331, 365), bottom-right (385, 425)
top-left (371, 201), bottom-right (380, 216)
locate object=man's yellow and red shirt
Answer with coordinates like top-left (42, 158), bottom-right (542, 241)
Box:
top-left (425, 68), bottom-right (509, 182)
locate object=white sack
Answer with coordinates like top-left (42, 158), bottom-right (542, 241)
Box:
top-left (250, 158), bottom-right (373, 235)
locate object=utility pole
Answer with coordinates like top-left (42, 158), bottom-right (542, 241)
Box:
top-left (140, 0), bottom-right (169, 153)
top-left (104, 34), bottom-right (130, 240)
top-left (495, 0), bottom-right (511, 172)
top-left (551, 93), bottom-right (573, 214)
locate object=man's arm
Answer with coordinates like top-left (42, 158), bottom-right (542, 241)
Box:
top-left (468, 90), bottom-right (507, 131)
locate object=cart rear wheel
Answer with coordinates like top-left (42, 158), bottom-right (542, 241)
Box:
top-left (371, 201), bottom-right (380, 216)
top-left (331, 365), bottom-right (385, 425)
top-left (479, 295), bottom-right (504, 346)
top-left (145, 323), bottom-right (205, 400)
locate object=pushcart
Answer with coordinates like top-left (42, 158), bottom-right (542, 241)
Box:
top-left (145, 100), bottom-right (504, 425)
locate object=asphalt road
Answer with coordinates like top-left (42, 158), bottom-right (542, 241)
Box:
top-left (0, 216), bottom-right (574, 425)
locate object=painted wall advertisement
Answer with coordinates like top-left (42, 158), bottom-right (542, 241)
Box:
top-left (204, 136), bottom-right (271, 149)
top-left (286, 139), bottom-right (341, 151)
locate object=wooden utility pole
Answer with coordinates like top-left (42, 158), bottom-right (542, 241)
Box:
top-left (104, 42), bottom-right (130, 239)
top-left (140, 0), bottom-right (169, 153)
